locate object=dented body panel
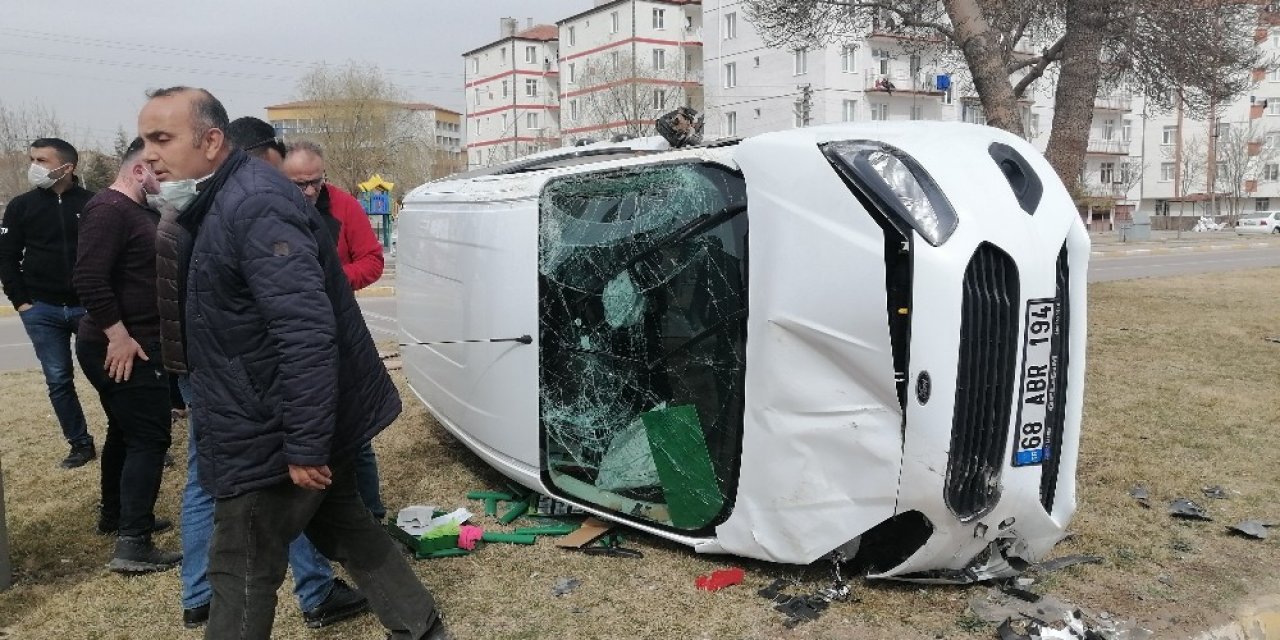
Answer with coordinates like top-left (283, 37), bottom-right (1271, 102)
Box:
top-left (398, 123), bottom-right (1087, 578)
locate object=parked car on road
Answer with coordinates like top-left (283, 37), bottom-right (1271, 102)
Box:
top-left (1235, 211), bottom-right (1280, 234)
top-left (396, 122), bottom-right (1089, 582)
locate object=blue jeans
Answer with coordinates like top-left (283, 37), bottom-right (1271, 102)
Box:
top-left (176, 376), bottom-right (333, 612)
top-left (17, 301), bottom-right (91, 448)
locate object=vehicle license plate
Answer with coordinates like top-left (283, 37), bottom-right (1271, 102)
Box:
top-left (1012, 299), bottom-right (1058, 466)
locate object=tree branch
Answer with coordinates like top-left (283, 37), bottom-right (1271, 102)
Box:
top-left (812, 0), bottom-right (956, 38)
top-left (1011, 35), bottom-right (1066, 98)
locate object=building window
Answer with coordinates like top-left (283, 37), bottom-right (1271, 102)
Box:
top-left (1267, 163), bottom-right (1280, 181)
top-left (1029, 113), bottom-right (1041, 137)
top-left (870, 103), bottom-right (888, 121)
top-left (1270, 66), bottom-right (1280, 82)
top-left (1122, 118), bottom-right (1132, 141)
top-left (653, 48), bottom-right (666, 70)
top-left (1217, 123), bottom-right (1231, 141)
top-left (874, 49), bottom-right (891, 75)
top-left (653, 8), bottom-right (666, 29)
top-left (1257, 198), bottom-right (1271, 211)
top-left (842, 99), bottom-right (857, 122)
top-left (841, 45), bottom-right (856, 73)
top-left (570, 98), bottom-right (580, 121)
top-left (793, 48), bottom-right (808, 75)
top-left (500, 47), bottom-right (507, 61)
top-left (611, 11), bottom-right (619, 33)
top-left (1099, 162), bottom-right (1115, 184)
top-left (1162, 125), bottom-right (1178, 145)
top-left (610, 50), bottom-right (620, 68)
top-left (1267, 132), bottom-right (1280, 149)
top-left (910, 104), bottom-right (923, 121)
top-left (962, 102), bottom-right (986, 125)
top-left (1159, 162), bottom-right (1174, 182)
top-left (525, 78), bottom-right (538, 97)
top-left (525, 46), bottom-right (537, 64)
top-left (1120, 161), bottom-right (1133, 185)
top-left (1270, 99), bottom-right (1280, 116)
top-left (567, 26), bottom-right (576, 47)
top-left (527, 112), bottom-right (538, 129)
top-left (473, 87), bottom-right (482, 105)
top-left (726, 111), bottom-right (737, 136)
top-left (470, 58), bottom-right (479, 74)
top-left (568, 63), bottom-right (576, 84)
top-left (1102, 118), bottom-right (1115, 141)
top-left (724, 12), bottom-right (737, 39)
top-left (501, 80), bottom-right (509, 98)
top-left (652, 88), bottom-right (667, 110)
top-left (754, 108), bottom-right (761, 119)
top-left (724, 62), bottom-right (737, 88)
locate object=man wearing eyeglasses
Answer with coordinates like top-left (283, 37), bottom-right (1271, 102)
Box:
top-left (282, 141), bottom-right (385, 291)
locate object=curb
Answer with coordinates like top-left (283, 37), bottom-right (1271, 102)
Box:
top-left (1091, 240), bottom-right (1278, 257)
top-left (356, 286), bottom-right (395, 298)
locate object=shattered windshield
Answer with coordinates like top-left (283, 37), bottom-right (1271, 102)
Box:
top-left (538, 161), bottom-right (748, 532)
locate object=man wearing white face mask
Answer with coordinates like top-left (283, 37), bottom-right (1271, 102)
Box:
top-left (71, 137), bottom-right (181, 572)
top-left (0, 137), bottom-right (97, 469)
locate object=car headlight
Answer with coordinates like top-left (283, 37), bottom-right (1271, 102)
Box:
top-left (822, 140), bottom-right (959, 246)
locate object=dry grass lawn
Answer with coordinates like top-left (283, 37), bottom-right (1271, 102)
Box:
top-left (1, 267), bottom-right (1279, 639)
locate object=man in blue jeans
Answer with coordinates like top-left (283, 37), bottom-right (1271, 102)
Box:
top-left (156, 117), bottom-right (366, 630)
top-left (0, 138), bottom-right (96, 469)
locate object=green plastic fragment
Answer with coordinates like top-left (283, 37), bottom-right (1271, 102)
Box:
top-left (498, 499), bottom-right (531, 525)
top-left (481, 532), bottom-right (537, 545)
top-left (416, 548), bottom-right (470, 559)
top-left (513, 524), bottom-right (580, 536)
top-left (466, 491), bottom-right (515, 501)
top-left (483, 498), bottom-right (498, 516)
top-left (640, 404), bottom-right (725, 529)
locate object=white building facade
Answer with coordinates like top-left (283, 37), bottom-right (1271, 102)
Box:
top-left (463, 20), bottom-right (562, 168)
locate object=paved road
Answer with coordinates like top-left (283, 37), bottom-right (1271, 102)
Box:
top-left (5, 248), bottom-right (1280, 372)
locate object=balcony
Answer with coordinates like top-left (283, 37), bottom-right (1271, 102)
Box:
top-left (1094, 94), bottom-right (1133, 111)
top-left (1086, 138), bottom-right (1131, 155)
top-left (864, 70), bottom-right (947, 96)
top-left (1082, 183), bottom-right (1129, 199)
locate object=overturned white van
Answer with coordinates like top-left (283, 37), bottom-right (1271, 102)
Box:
top-left (396, 122), bottom-right (1088, 581)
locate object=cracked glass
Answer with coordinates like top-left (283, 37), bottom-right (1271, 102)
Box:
top-left (538, 161), bottom-right (748, 531)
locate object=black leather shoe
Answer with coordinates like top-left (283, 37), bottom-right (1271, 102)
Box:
top-left (97, 517), bottom-right (173, 536)
top-left (182, 603), bottom-right (209, 629)
top-left (60, 443), bottom-right (96, 469)
top-left (302, 578), bottom-right (369, 628)
top-left (107, 535), bottom-right (181, 574)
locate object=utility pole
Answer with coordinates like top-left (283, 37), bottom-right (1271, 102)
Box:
top-left (795, 84), bottom-right (813, 127)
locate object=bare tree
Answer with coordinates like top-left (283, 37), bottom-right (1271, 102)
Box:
top-left (293, 62), bottom-right (452, 196)
top-left (1159, 133), bottom-right (1207, 236)
top-left (0, 100), bottom-right (64, 202)
top-left (742, 0), bottom-right (1262, 195)
top-left (1216, 120), bottom-right (1280, 223)
top-left (571, 52), bottom-right (691, 142)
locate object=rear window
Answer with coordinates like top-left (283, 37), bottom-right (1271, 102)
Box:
top-left (536, 162), bottom-right (748, 532)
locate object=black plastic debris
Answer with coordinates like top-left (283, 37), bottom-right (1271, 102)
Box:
top-left (1168, 498), bottom-right (1212, 521)
top-left (1035, 555), bottom-right (1103, 573)
top-left (1129, 485), bottom-right (1151, 509)
top-left (998, 580), bottom-right (1042, 603)
top-left (997, 618), bottom-right (1033, 640)
top-left (551, 577), bottom-right (581, 597)
top-left (757, 578), bottom-right (789, 601)
top-left (1200, 485), bottom-right (1229, 500)
top-left (1228, 520), bottom-right (1270, 540)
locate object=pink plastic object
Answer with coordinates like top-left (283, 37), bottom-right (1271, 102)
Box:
top-left (458, 525), bottom-right (485, 551)
top-left (695, 567), bottom-right (745, 592)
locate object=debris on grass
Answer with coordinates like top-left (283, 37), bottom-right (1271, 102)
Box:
top-left (1228, 520), bottom-right (1270, 540)
top-left (1200, 485), bottom-right (1229, 500)
top-left (551, 577), bottom-right (581, 597)
top-left (969, 589), bottom-right (1153, 639)
top-left (1169, 498), bottom-right (1213, 521)
top-left (1034, 555), bottom-right (1104, 574)
top-left (695, 567), bottom-right (745, 592)
top-left (1129, 485), bottom-right (1151, 509)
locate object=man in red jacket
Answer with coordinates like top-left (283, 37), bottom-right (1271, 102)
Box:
top-left (282, 141), bottom-right (388, 525)
top-left (282, 141), bottom-right (384, 291)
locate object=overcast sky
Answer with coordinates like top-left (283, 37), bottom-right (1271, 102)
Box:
top-left (1, 0), bottom-right (589, 150)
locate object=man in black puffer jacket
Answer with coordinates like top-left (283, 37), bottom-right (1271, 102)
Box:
top-left (138, 86), bottom-right (449, 640)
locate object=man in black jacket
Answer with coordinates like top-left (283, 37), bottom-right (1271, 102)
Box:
top-left (0, 138), bottom-right (96, 468)
top-left (72, 137), bottom-right (181, 573)
top-left (139, 86), bottom-right (449, 640)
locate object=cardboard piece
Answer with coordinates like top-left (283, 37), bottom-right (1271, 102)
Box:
top-left (556, 516), bottom-right (614, 548)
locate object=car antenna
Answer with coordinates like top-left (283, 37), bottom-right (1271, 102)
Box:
top-left (401, 335), bottom-right (533, 346)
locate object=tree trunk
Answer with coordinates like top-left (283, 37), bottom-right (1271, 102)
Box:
top-left (1044, 0), bottom-right (1108, 196)
top-left (942, 0), bottom-right (1024, 136)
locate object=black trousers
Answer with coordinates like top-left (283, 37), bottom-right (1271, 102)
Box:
top-left (75, 340), bottom-right (171, 537)
top-left (206, 458), bottom-right (439, 640)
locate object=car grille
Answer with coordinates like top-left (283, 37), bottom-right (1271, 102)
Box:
top-left (1039, 245), bottom-right (1071, 514)
top-left (946, 243), bottom-right (1020, 521)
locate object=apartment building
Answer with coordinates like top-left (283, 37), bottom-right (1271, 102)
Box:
top-left (556, 0), bottom-right (704, 146)
top-left (463, 19), bottom-right (562, 168)
top-left (265, 99), bottom-right (465, 173)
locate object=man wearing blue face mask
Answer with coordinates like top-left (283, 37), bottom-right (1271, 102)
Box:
top-left (0, 138), bottom-right (97, 469)
top-left (140, 86), bottom-right (450, 640)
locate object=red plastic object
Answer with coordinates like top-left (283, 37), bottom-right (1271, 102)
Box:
top-left (695, 567), bottom-right (745, 592)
